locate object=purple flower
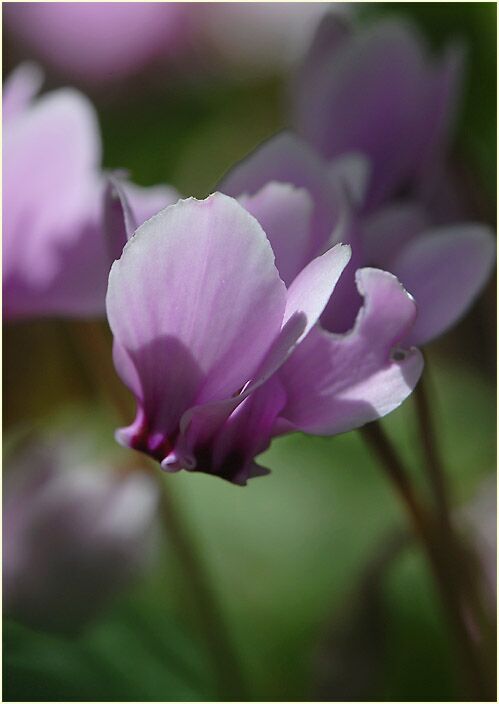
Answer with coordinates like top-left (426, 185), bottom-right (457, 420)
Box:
top-left (3, 64), bottom-right (178, 320)
top-left (106, 192), bottom-right (422, 485)
top-left (291, 15), bottom-right (464, 210)
top-left (3, 438), bottom-right (159, 634)
top-left (221, 133), bottom-right (494, 345)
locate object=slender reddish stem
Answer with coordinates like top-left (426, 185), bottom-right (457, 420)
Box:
top-left (413, 367), bottom-right (496, 680)
top-left (360, 422), bottom-right (495, 700)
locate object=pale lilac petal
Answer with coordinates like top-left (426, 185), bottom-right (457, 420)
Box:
top-left (291, 13), bottom-right (352, 134)
top-left (328, 152), bottom-right (372, 208)
top-left (107, 194), bottom-right (286, 445)
top-left (278, 268), bottom-right (424, 435)
top-left (112, 339), bottom-right (141, 399)
top-left (391, 224), bottom-right (495, 346)
top-left (293, 20), bottom-right (428, 208)
top-left (123, 181), bottom-right (180, 234)
top-left (296, 12), bottom-right (352, 78)
top-left (415, 42), bottom-right (465, 193)
top-left (238, 182), bottom-right (314, 285)
top-left (284, 243), bottom-right (351, 341)
top-left (173, 312), bottom-right (306, 467)
top-left (4, 184), bottom-right (107, 319)
top-left (104, 174), bottom-right (139, 250)
top-left (104, 174), bottom-right (180, 262)
top-left (4, 88), bottom-right (101, 299)
top-left (3, 62), bottom-right (43, 122)
top-left (361, 202), bottom-right (431, 268)
top-left (221, 132), bottom-right (342, 261)
top-left (319, 215), bottom-right (365, 334)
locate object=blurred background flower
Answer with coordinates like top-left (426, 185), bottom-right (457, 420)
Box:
top-left (3, 2), bottom-right (336, 92)
top-left (3, 63), bottom-right (177, 319)
top-left (3, 433), bottom-right (159, 634)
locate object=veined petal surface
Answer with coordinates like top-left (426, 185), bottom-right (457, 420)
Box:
top-left (278, 268), bottom-right (424, 435)
top-left (107, 193), bottom-right (287, 441)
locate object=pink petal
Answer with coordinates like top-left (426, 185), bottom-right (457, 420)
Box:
top-left (391, 224), bottom-right (495, 346)
top-left (278, 268), bottom-right (424, 435)
top-left (3, 62), bottom-right (43, 122)
top-left (361, 201), bottom-right (431, 268)
top-left (415, 42), bottom-right (465, 195)
top-left (238, 182), bottom-right (314, 285)
top-left (293, 19), bottom-right (429, 208)
top-left (284, 243), bottom-right (352, 342)
top-left (167, 314), bottom-right (305, 479)
top-left (221, 131), bottom-right (342, 262)
top-left (4, 88), bottom-right (101, 304)
top-left (104, 173), bottom-right (179, 262)
top-left (107, 193), bottom-right (287, 443)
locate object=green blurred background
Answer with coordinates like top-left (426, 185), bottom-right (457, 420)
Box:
top-left (3, 3), bottom-right (496, 701)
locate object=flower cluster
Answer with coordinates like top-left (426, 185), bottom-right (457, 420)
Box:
top-left (3, 13), bottom-right (494, 490)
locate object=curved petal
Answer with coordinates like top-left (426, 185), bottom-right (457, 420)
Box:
top-left (104, 174), bottom-right (139, 251)
top-left (168, 312), bottom-right (306, 472)
top-left (328, 152), bottom-right (372, 208)
top-left (296, 12), bottom-right (352, 79)
top-left (319, 213), bottom-right (365, 334)
top-left (220, 131), bottom-right (343, 261)
top-left (293, 19), bottom-right (428, 208)
top-left (4, 88), bottom-right (101, 289)
top-left (3, 62), bottom-right (44, 122)
top-left (107, 193), bottom-right (287, 442)
top-left (361, 201), bottom-right (431, 268)
top-left (104, 174), bottom-right (180, 262)
top-left (278, 268), bottom-right (423, 435)
top-left (195, 376), bottom-right (288, 486)
top-left (3, 183), bottom-right (107, 320)
top-left (284, 243), bottom-right (351, 342)
top-left (237, 182), bottom-right (314, 285)
top-left (124, 181), bottom-right (180, 233)
top-left (391, 224), bottom-right (495, 346)
top-left (415, 42), bottom-right (465, 193)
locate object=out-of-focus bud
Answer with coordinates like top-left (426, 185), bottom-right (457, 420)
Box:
top-left (3, 440), bottom-right (159, 634)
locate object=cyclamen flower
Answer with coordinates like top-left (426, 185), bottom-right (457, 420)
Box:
top-left (3, 64), bottom-right (178, 319)
top-left (3, 438), bottom-right (159, 634)
top-left (221, 133), bottom-right (495, 344)
top-left (107, 193), bottom-right (423, 485)
top-left (292, 15), bottom-right (464, 210)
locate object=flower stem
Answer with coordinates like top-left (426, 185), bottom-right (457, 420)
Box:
top-left (158, 483), bottom-right (247, 700)
top-left (413, 366), bottom-right (450, 525)
top-left (67, 319), bottom-right (247, 700)
top-left (413, 365), bottom-right (496, 675)
top-left (360, 422), bottom-right (494, 700)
